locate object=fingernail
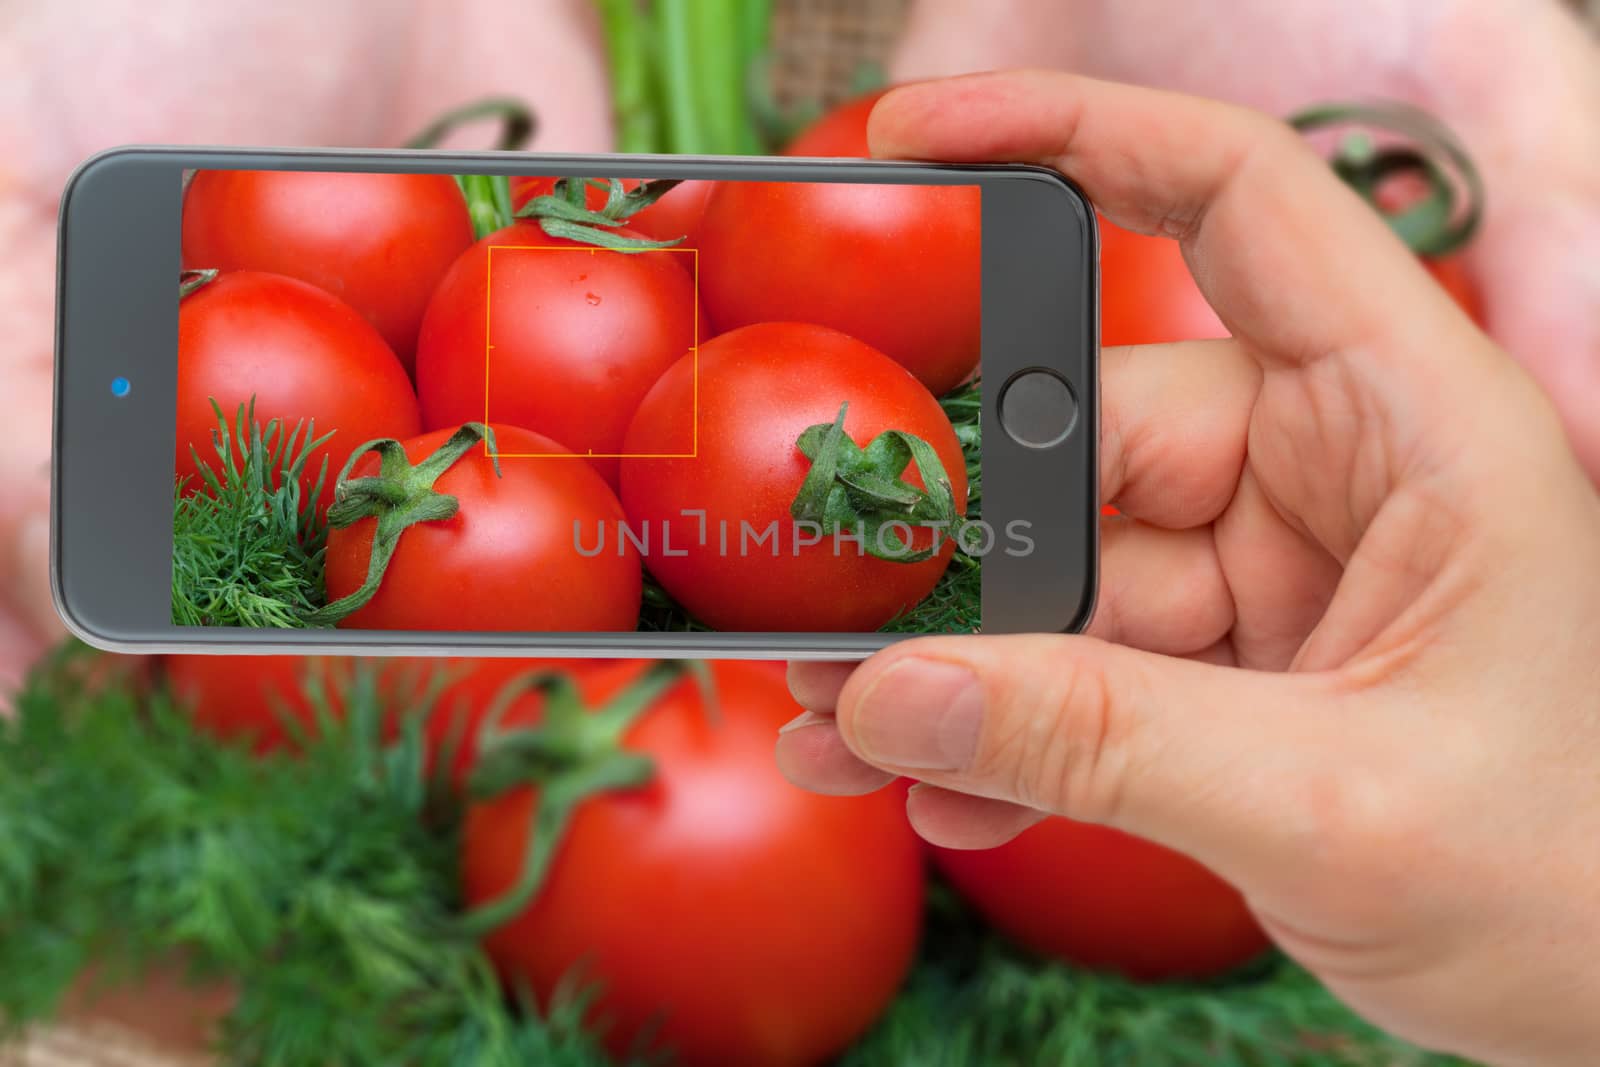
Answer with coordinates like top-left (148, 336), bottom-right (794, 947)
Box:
top-left (851, 658), bottom-right (983, 770)
top-left (778, 709), bottom-right (828, 734)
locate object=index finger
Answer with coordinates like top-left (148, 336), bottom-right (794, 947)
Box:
top-left (868, 70), bottom-right (1475, 368)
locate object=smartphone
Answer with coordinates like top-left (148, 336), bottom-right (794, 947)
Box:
top-left (52, 147), bottom-right (1097, 658)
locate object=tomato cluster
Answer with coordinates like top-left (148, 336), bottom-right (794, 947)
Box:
top-left (171, 151), bottom-right (987, 1061)
top-left (180, 152), bottom-right (980, 633)
top-left (167, 649), bottom-right (1279, 1065)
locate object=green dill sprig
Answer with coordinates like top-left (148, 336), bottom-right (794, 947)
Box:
top-left (939, 378), bottom-right (982, 522)
top-left (634, 574), bottom-right (714, 633)
top-left (172, 399), bottom-right (332, 628)
top-left (0, 645), bottom-right (629, 1066)
top-left (879, 552), bottom-right (981, 636)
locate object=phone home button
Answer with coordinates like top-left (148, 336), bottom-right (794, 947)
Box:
top-left (997, 368), bottom-right (1078, 449)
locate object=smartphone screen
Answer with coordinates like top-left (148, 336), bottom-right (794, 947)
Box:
top-left (172, 170), bottom-right (992, 636)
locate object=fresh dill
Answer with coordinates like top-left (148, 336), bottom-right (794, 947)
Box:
top-left (171, 399), bottom-right (332, 628)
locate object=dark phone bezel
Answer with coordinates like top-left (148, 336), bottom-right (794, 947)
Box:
top-left (52, 146), bottom-right (1098, 659)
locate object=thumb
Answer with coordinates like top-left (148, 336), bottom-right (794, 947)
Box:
top-left (830, 634), bottom-right (1362, 887)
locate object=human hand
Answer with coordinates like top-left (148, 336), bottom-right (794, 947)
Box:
top-left (778, 72), bottom-right (1600, 1066)
top-left (892, 0), bottom-right (1600, 479)
top-left (0, 0), bottom-right (613, 697)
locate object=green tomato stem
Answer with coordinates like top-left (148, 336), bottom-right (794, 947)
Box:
top-left (458, 174), bottom-right (510, 240)
top-left (303, 423), bottom-right (500, 626)
top-left (453, 660), bottom-right (701, 938)
top-left (1289, 100), bottom-right (1482, 259)
top-left (490, 176), bottom-right (514, 232)
top-left (790, 403), bottom-right (971, 564)
top-left (403, 97), bottom-right (536, 151)
top-left (514, 176), bottom-right (686, 252)
top-left (178, 268), bottom-right (219, 300)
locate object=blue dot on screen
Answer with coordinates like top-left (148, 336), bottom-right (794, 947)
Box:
top-left (110, 376), bottom-right (131, 397)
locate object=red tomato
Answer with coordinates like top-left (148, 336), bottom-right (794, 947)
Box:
top-left (508, 176), bottom-right (713, 246)
top-left (182, 171), bottom-right (473, 372)
top-left (782, 89), bottom-right (886, 157)
top-left (414, 221), bottom-right (699, 488)
top-left (1099, 216), bottom-right (1230, 346)
top-left (700, 144), bottom-right (980, 397)
top-left (322, 424), bottom-right (642, 631)
top-left (462, 660), bottom-right (925, 1067)
top-left (619, 323), bottom-right (966, 632)
top-left (933, 817), bottom-right (1271, 981)
top-left (1423, 255), bottom-right (1481, 321)
top-left (176, 271), bottom-right (420, 514)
